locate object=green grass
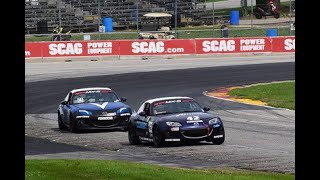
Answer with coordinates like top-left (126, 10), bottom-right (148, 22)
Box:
top-left (228, 81), bottom-right (295, 110)
top-left (176, 28), bottom-right (293, 39)
top-left (25, 33), bottom-right (138, 42)
top-left (25, 27), bottom-right (293, 42)
top-left (26, 159), bottom-right (294, 180)
top-left (203, 0), bottom-right (226, 2)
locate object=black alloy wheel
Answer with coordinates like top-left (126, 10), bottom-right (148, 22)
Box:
top-left (58, 113), bottom-right (68, 130)
top-left (153, 125), bottom-right (164, 147)
top-left (128, 123), bottom-right (141, 145)
top-left (69, 114), bottom-right (79, 133)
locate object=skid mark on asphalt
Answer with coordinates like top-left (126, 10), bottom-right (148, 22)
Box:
top-left (226, 144), bottom-right (291, 154)
top-left (261, 108), bottom-right (295, 120)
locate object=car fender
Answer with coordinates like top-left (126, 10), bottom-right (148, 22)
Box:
top-left (58, 105), bottom-right (63, 115)
top-left (151, 120), bottom-right (164, 132)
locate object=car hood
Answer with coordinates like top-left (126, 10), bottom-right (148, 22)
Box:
top-left (157, 112), bottom-right (216, 123)
top-left (71, 102), bottom-right (129, 112)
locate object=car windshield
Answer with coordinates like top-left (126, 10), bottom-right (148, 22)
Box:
top-left (151, 99), bottom-right (203, 115)
top-left (71, 90), bottom-right (119, 104)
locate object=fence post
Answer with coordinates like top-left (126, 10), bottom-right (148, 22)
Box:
top-left (175, 0), bottom-right (178, 38)
top-left (212, 2), bottom-right (215, 38)
top-left (289, 0), bottom-right (292, 35)
top-left (136, 1), bottom-right (139, 39)
top-left (59, 7), bottom-right (61, 29)
top-left (97, 0), bottom-right (101, 32)
top-left (250, 0), bottom-right (253, 36)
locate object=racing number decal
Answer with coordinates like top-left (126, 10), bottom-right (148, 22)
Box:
top-left (136, 121), bottom-right (147, 129)
top-left (147, 117), bottom-right (153, 135)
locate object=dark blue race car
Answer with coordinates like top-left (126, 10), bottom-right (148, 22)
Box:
top-left (128, 96), bottom-right (225, 147)
top-left (57, 87), bottom-right (132, 133)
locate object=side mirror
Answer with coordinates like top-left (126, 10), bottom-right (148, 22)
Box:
top-left (120, 97), bottom-right (127, 102)
top-left (61, 101), bottom-right (68, 105)
top-left (203, 107), bottom-right (210, 112)
top-left (138, 111), bottom-right (146, 117)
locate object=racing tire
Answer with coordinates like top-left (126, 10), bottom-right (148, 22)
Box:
top-left (128, 123), bottom-right (141, 145)
top-left (255, 13), bottom-right (262, 19)
top-left (58, 114), bottom-right (68, 131)
top-left (273, 13), bottom-right (280, 19)
top-left (153, 125), bottom-right (165, 147)
top-left (69, 115), bottom-right (79, 133)
top-left (212, 129), bottom-right (225, 145)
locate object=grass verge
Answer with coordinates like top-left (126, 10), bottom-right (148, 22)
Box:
top-left (26, 159), bottom-right (294, 180)
top-left (228, 81), bottom-right (295, 110)
top-left (25, 27), bottom-right (293, 42)
top-left (203, 0), bottom-right (226, 2)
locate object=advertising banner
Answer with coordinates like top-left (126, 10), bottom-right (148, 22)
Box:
top-left (25, 37), bottom-right (295, 58)
top-left (25, 41), bottom-right (120, 58)
top-left (25, 42), bottom-right (43, 58)
top-left (271, 36), bottom-right (295, 52)
top-left (195, 37), bottom-right (272, 54)
top-left (118, 39), bottom-right (196, 55)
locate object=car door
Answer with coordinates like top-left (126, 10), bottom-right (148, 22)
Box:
top-left (135, 103), bottom-right (151, 137)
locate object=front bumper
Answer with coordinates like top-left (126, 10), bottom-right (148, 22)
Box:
top-left (162, 124), bottom-right (224, 142)
top-left (75, 115), bottom-right (130, 129)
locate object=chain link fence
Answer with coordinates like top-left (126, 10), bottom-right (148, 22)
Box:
top-left (25, 0), bottom-right (295, 41)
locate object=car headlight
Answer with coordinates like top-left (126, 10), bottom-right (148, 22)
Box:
top-left (117, 107), bottom-right (131, 116)
top-left (118, 107), bottom-right (129, 113)
top-left (166, 121), bottom-right (182, 127)
top-left (209, 117), bottom-right (220, 125)
top-left (78, 110), bottom-right (92, 115)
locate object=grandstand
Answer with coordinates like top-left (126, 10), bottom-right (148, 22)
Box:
top-left (25, 0), bottom-right (217, 34)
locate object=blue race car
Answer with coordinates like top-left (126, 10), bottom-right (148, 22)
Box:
top-left (57, 87), bottom-right (132, 133)
top-left (128, 96), bottom-right (225, 147)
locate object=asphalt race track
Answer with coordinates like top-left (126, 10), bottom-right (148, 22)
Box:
top-left (25, 60), bottom-right (295, 173)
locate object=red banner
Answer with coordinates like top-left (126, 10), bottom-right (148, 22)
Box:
top-left (25, 43), bottom-right (43, 58)
top-left (25, 41), bottom-right (120, 58)
top-left (118, 39), bottom-right (195, 55)
top-left (271, 37), bottom-right (295, 52)
top-left (25, 37), bottom-right (294, 58)
top-left (195, 38), bottom-right (272, 54)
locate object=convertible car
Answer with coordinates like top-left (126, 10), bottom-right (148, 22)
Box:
top-left (128, 96), bottom-right (225, 147)
top-left (57, 87), bottom-right (132, 133)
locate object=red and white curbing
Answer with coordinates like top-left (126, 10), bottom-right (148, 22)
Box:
top-left (203, 80), bottom-right (295, 111)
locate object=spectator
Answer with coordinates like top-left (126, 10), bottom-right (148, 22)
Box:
top-left (52, 25), bottom-right (71, 41)
top-left (221, 24), bottom-right (229, 38)
top-left (269, 0), bottom-right (277, 11)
